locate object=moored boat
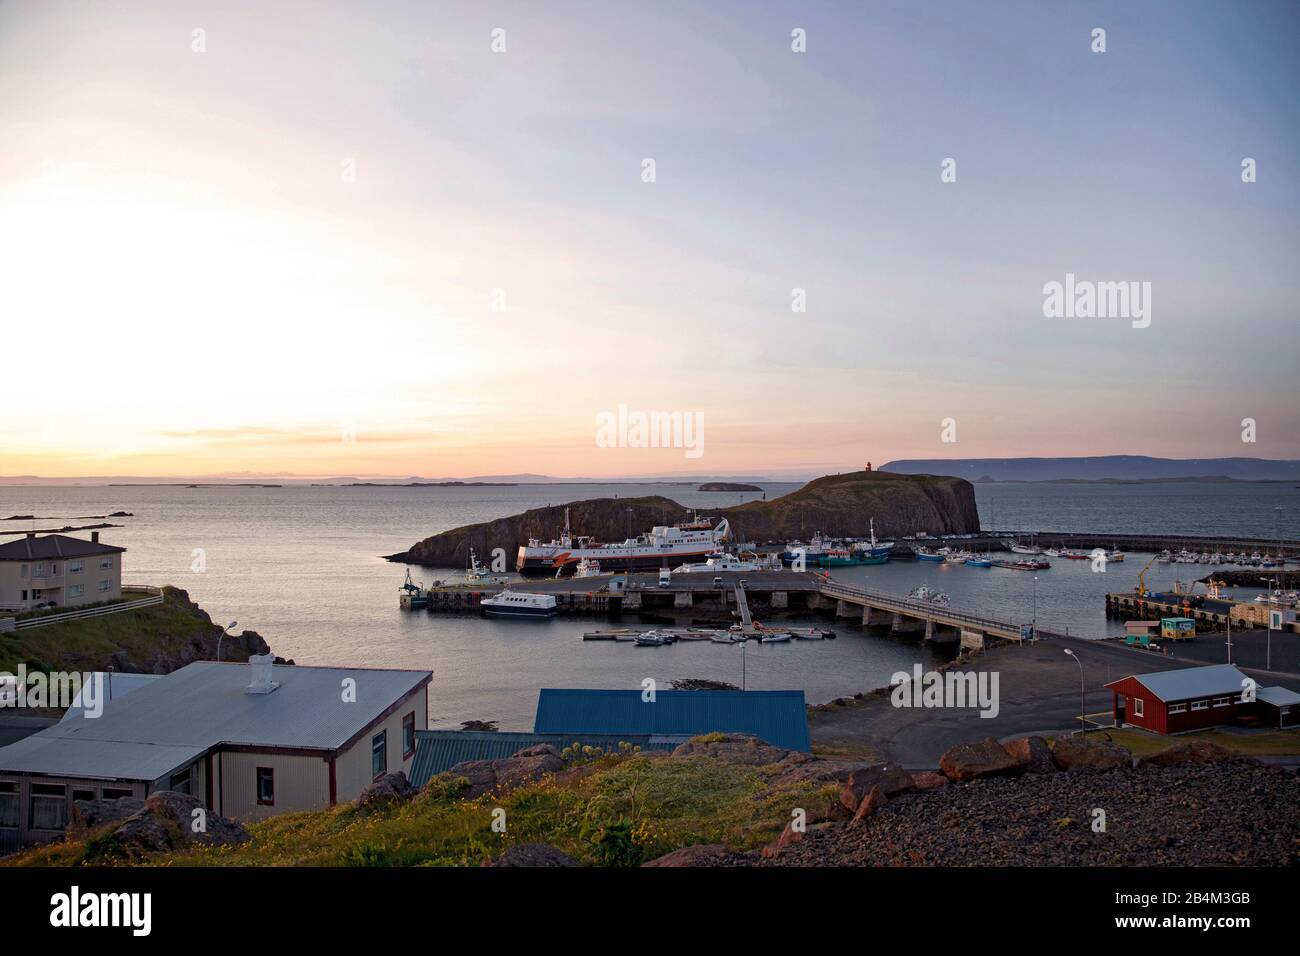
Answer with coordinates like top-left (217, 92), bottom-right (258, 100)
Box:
top-left (481, 590), bottom-right (557, 618)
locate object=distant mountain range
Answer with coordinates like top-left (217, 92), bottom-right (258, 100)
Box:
top-left (881, 457), bottom-right (1300, 482)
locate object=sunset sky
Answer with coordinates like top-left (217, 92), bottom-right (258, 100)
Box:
top-left (2, 0), bottom-right (1298, 479)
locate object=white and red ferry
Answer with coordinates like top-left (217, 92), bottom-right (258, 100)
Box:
top-left (516, 509), bottom-right (730, 576)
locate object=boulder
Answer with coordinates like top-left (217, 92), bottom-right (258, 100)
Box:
top-left (670, 734), bottom-right (792, 766)
top-left (1003, 735), bottom-right (1056, 774)
top-left (110, 791), bottom-right (249, 857)
top-left (911, 771), bottom-right (950, 791)
top-left (1051, 735), bottom-right (1131, 772)
top-left (1136, 740), bottom-right (1241, 769)
top-left (939, 737), bottom-right (1022, 781)
top-left (839, 763), bottom-right (914, 812)
top-left (70, 795), bottom-right (145, 834)
top-left (358, 771), bottom-right (417, 811)
top-left (761, 821), bottom-right (831, 859)
top-left (642, 844), bottom-right (734, 867)
top-left (850, 785), bottom-right (888, 825)
top-left (448, 743), bottom-right (565, 799)
top-left (483, 843), bottom-right (579, 867)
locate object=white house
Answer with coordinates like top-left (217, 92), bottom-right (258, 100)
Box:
top-left (0, 659), bottom-right (431, 848)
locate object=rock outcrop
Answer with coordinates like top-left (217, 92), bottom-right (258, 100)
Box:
top-left (1136, 740), bottom-right (1241, 769)
top-left (358, 772), bottom-right (417, 811)
top-left (387, 470), bottom-right (980, 567)
top-left (441, 743), bottom-right (566, 799)
top-left (74, 791), bottom-right (249, 860)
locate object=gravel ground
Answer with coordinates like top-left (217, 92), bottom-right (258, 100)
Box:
top-left (746, 762), bottom-right (1300, 866)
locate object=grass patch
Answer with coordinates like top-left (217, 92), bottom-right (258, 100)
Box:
top-left (6, 752), bottom-right (841, 868)
top-left (1101, 727), bottom-right (1300, 757)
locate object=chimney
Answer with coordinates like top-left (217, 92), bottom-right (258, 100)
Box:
top-left (246, 653), bottom-right (280, 695)
top-left (91, 531), bottom-right (99, 543)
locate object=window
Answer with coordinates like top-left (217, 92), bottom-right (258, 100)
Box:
top-left (72, 788), bottom-right (95, 804)
top-left (0, 782), bottom-right (17, 829)
top-left (1132, 697), bottom-right (1144, 717)
top-left (102, 787), bottom-right (133, 800)
top-left (169, 767), bottom-right (193, 796)
top-left (98, 580), bottom-right (112, 593)
top-left (68, 584), bottom-right (83, 597)
top-left (1168, 703), bottom-right (1188, 714)
top-left (29, 784), bottom-right (67, 831)
top-left (32, 563), bottom-right (46, 578)
top-left (99, 556), bottom-right (113, 569)
top-left (402, 712), bottom-right (416, 759)
top-left (18, 564), bottom-right (26, 578)
top-left (69, 561), bottom-right (83, 574)
top-left (20, 591), bottom-right (26, 601)
top-left (1213, 696), bottom-right (1231, 708)
top-left (1191, 700), bottom-right (1209, 711)
top-left (256, 768), bottom-right (275, 806)
top-left (372, 730), bottom-right (387, 779)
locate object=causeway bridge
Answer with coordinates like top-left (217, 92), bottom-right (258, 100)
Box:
top-left (815, 579), bottom-right (1029, 650)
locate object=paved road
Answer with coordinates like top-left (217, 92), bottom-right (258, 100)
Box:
top-left (809, 633), bottom-right (1300, 768)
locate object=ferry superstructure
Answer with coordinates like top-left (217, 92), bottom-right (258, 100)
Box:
top-left (516, 509), bottom-right (731, 576)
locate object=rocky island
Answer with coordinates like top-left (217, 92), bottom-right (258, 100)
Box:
top-left (698, 481), bottom-right (762, 492)
top-left (387, 470), bottom-right (979, 568)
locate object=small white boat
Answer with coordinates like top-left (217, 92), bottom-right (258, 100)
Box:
top-left (481, 590), bottom-right (557, 618)
top-left (759, 633), bottom-right (791, 644)
top-left (673, 552), bottom-right (761, 573)
top-left (634, 630), bottom-right (672, 646)
top-left (1106, 549), bottom-right (1125, 562)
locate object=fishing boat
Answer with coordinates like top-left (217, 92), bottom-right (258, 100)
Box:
top-left (1004, 540), bottom-right (1042, 555)
top-left (517, 508), bottom-right (730, 576)
top-left (1105, 549), bottom-right (1125, 563)
top-left (398, 569), bottom-right (427, 609)
top-left (945, 551), bottom-right (972, 564)
top-left (781, 532), bottom-right (831, 566)
top-left (789, 626), bottom-right (836, 640)
top-left (964, 556), bottom-right (993, 568)
top-left (1061, 549), bottom-right (1091, 560)
top-left (759, 633), bottom-right (791, 644)
top-left (466, 548), bottom-right (507, 585)
top-left (914, 547), bottom-right (945, 562)
top-left (480, 591), bottom-right (557, 619)
top-left (573, 557), bottom-right (603, 578)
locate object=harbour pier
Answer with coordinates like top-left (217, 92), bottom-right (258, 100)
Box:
top-left (412, 571), bottom-right (1033, 650)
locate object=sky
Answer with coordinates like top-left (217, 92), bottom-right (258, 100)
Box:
top-left (1, 0), bottom-right (1298, 479)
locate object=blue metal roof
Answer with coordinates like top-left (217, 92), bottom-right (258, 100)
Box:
top-left (533, 688), bottom-right (810, 752)
top-left (409, 730), bottom-right (689, 789)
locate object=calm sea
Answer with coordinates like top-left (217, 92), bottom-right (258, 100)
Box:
top-left (1, 481), bottom-right (1295, 728)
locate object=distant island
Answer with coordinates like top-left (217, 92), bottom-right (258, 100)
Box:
top-left (387, 470), bottom-right (978, 568)
top-left (698, 482), bottom-right (762, 492)
top-left (883, 456), bottom-right (1300, 482)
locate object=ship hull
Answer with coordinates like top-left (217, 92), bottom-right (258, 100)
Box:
top-left (518, 548), bottom-right (716, 576)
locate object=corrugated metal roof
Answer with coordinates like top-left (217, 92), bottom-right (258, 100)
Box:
top-left (0, 534), bottom-right (126, 560)
top-left (1257, 686), bottom-right (1300, 707)
top-left (61, 673), bottom-right (162, 721)
top-left (0, 661), bottom-right (431, 782)
top-left (409, 730), bottom-right (689, 789)
top-left (1107, 664), bottom-right (1249, 703)
top-left (533, 688), bottom-right (810, 752)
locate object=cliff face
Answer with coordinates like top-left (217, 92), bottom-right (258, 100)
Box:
top-left (387, 471), bottom-right (980, 568)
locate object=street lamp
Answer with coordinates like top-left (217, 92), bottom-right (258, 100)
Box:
top-left (1063, 647), bottom-right (1086, 736)
top-left (216, 620), bottom-right (238, 662)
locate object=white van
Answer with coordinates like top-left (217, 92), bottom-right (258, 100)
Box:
top-left (658, 568), bottom-right (672, 587)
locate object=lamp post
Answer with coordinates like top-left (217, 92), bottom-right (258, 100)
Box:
top-left (216, 620), bottom-right (238, 662)
top-left (1063, 647), bottom-right (1086, 736)
top-left (1032, 574), bottom-right (1038, 640)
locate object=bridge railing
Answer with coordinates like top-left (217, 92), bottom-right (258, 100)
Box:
top-left (818, 580), bottom-right (1026, 635)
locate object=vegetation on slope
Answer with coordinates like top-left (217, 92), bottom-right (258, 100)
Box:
top-left (9, 745), bottom-right (840, 868)
top-left (0, 586), bottom-right (270, 674)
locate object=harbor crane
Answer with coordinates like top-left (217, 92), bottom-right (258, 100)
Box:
top-left (1136, 554), bottom-right (1159, 597)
